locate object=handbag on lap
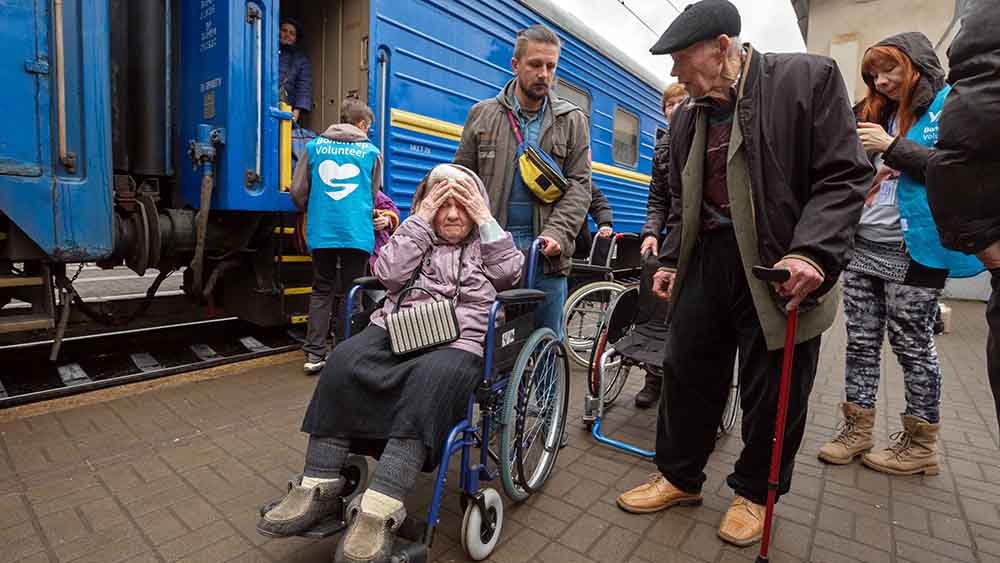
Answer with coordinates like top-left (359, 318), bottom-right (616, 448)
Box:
top-left (384, 246), bottom-right (465, 355)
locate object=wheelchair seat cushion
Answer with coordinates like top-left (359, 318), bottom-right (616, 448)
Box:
top-left (613, 319), bottom-right (670, 368)
top-left (301, 325), bottom-right (483, 472)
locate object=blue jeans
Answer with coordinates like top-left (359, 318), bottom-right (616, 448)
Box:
top-left (512, 233), bottom-right (567, 339)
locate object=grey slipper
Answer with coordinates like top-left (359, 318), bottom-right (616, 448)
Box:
top-left (256, 476), bottom-right (344, 537)
top-left (334, 495), bottom-right (407, 563)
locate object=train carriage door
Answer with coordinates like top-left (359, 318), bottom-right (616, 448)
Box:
top-left (0, 0), bottom-right (49, 179)
top-left (179, 0), bottom-right (293, 212)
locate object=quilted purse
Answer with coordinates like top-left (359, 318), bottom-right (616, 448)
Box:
top-left (384, 246), bottom-right (464, 355)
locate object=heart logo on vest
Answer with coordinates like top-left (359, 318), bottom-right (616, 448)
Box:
top-left (318, 160), bottom-right (361, 201)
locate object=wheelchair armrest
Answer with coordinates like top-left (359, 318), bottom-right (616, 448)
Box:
top-left (496, 288), bottom-right (546, 305)
top-left (352, 276), bottom-right (386, 290)
top-left (570, 263), bottom-right (612, 275)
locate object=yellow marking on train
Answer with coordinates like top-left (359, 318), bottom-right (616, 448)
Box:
top-left (592, 162), bottom-right (651, 185)
top-left (390, 109), bottom-right (649, 185)
top-left (391, 109), bottom-right (463, 142)
top-left (275, 255), bottom-right (312, 263)
top-left (279, 101), bottom-right (293, 192)
top-left (273, 227), bottom-right (296, 235)
top-left (290, 315), bottom-right (309, 324)
top-left (283, 287), bottom-right (312, 296)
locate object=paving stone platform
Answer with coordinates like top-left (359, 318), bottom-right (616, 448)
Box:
top-left (1, 300), bottom-right (998, 563)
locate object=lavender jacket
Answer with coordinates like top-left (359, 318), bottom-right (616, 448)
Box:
top-left (368, 171), bottom-right (524, 357)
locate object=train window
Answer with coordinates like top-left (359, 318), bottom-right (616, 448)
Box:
top-left (613, 107), bottom-right (639, 167)
top-left (555, 78), bottom-right (591, 116)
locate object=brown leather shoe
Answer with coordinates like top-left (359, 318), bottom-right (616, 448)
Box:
top-left (616, 474), bottom-right (702, 514)
top-left (718, 496), bottom-right (765, 547)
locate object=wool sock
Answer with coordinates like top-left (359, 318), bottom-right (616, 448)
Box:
top-left (368, 438), bottom-right (425, 504)
top-left (302, 435), bottom-right (351, 485)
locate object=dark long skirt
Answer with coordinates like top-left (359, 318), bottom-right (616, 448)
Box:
top-left (301, 325), bottom-right (483, 471)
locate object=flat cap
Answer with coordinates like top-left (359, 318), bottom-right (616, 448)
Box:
top-left (650, 0), bottom-right (741, 55)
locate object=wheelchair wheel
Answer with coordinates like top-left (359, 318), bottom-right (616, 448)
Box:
top-left (587, 324), bottom-right (630, 408)
top-left (562, 281), bottom-right (625, 367)
top-left (718, 370), bottom-right (740, 437)
top-left (499, 328), bottom-right (569, 503)
top-left (461, 487), bottom-right (503, 561)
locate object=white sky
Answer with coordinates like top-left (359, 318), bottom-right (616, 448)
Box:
top-left (566, 0), bottom-right (807, 82)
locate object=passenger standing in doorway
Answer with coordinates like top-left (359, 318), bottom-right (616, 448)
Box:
top-left (279, 17), bottom-right (313, 122)
top-left (454, 24), bottom-right (592, 338)
top-left (634, 81), bottom-right (687, 409)
top-left (818, 33), bottom-right (983, 475)
top-left (926, 0), bottom-right (1000, 430)
top-left (616, 0), bottom-right (870, 547)
top-left (291, 98), bottom-right (383, 374)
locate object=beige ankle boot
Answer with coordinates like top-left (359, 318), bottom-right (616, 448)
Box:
top-left (862, 414), bottom-right (940, 476)
top-left (818, 402), bottom-right (875, 464)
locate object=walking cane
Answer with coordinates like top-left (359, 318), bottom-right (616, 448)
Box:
top-left (751, 266), bottom-right (799, 563)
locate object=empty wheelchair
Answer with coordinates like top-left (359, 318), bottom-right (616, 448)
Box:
top-left (261, 240), bottom-right (570, 562)
top-left (562, 232), bottom-right (642, 367)
top-left (582, 264), bottom-right (739, 459)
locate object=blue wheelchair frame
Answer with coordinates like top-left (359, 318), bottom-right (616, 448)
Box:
top-left (342, 239), bottom-right (549, 555)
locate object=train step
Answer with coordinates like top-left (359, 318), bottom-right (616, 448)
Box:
top-left (0, 275), bottom-right (45, 288)
top-left (0, 313), bottom-right (53, 334)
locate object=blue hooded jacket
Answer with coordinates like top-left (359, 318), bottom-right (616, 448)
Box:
top-left (279, 18), bottom-right (313, 112)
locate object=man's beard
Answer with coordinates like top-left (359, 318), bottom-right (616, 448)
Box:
top-left (520, 81), bottom-right (549, 101)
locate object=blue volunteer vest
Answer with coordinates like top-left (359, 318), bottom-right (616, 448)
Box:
top-left (897, 86), bottom-right (984, 278)
top-left (304, 136), bottom-right (380, 253)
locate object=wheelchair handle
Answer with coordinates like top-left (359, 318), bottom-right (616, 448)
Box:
top-left (526, 238), bottom-right (545, 290)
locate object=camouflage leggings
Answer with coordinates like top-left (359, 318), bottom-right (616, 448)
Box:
top-left (843, 270), bottom-right (942, 423)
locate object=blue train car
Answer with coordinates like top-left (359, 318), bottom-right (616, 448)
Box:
top-left (0, 0), bottom-right (666, 335)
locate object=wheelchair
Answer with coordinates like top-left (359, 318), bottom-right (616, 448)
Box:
top-left (582, 282), bottom-right (740, 459)
top-left (261, 240), bottom-right (570, 562)
top-left (562, 232), bottom-right (642, 367)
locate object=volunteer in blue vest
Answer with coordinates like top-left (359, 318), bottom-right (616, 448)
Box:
top-left (817, 33), bottom-right (984, 475)
top-left (454, 23), bottom-right (592, 338)
top-left (290, 97), bottom-right (383, 374)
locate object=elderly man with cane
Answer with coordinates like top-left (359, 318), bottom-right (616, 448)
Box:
top-left (615, 0), bottom-right (871, 549)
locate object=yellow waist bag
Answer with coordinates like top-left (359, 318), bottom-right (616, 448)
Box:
top-left (507, 111), bottom-right (568, 204)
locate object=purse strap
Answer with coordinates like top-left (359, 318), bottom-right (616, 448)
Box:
top-left (392, 244), bottom-right (465, 313)
top-left (506, 110), bottom-right (524, 146)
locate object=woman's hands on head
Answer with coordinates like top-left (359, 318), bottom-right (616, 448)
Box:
top-left (415, 180), bottom-right (452, 223)
top-left (448, 177), bottom-right (493, 226)
top-left (416, 176), bottom-right (493, 227)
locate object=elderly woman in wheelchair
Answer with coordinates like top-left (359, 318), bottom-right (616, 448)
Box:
top-left (257, 164), bottom-right (569, 562)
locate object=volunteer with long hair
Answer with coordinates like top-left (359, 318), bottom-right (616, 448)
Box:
top-left (818, 33), bottom-right (984, 475)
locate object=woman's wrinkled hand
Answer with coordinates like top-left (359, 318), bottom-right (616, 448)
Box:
top-left (450, 177), bottom-right (493, 226)
top-left (857, 122), bottom-right (895, 154)
top-left (415, 181), bottom-right (452, 223)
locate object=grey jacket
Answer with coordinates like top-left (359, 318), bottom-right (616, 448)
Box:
top-left (454, 79), bottom-right (592, 275)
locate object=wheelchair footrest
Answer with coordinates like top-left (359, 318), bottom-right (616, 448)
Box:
top-left (257, 499), bottom-right (347, 539)
top-left (258, 498), bottom-right (428, 542)
top-left (390, 540), bottom-right (429, 563)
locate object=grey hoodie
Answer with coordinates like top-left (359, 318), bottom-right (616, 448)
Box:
top-left (290, 123), bottom-right (383, 211)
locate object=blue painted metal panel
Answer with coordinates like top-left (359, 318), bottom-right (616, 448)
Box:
top-left (178, 0), bottom-right (293, 212)
top-left (371, 0), bottom-right (665, 234)
top-left (0, 0), bottom-right (114, 260)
